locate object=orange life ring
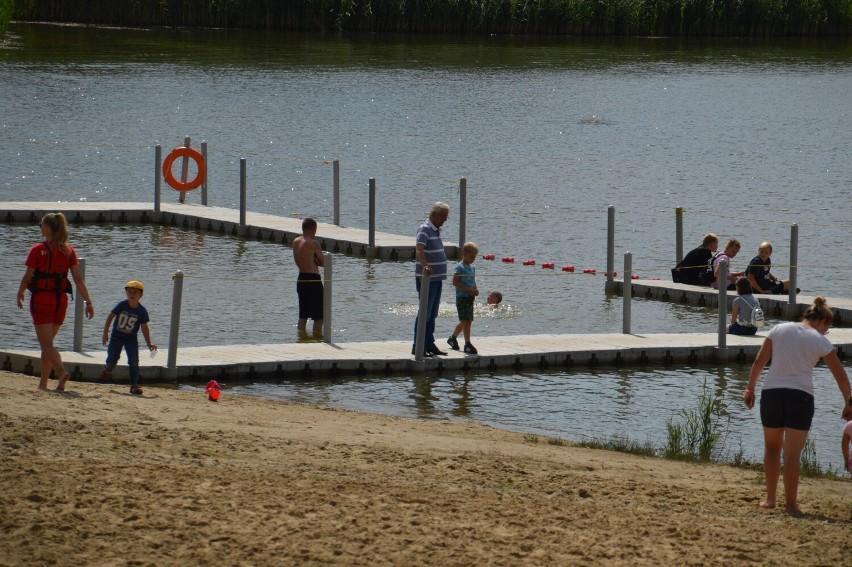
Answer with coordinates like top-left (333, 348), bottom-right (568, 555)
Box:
top-left (162, 146), bottom-right (206, 191)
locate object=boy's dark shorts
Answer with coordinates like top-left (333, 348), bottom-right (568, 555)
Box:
top-left (455, 297), bottom-right (474, 321)
top-left (297, 273), bottom-right (324, 320)
top-left (760, 388), bottom-right (814, 431)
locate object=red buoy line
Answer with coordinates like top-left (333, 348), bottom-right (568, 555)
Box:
top-left (480, 253), bottom-right (626, 277)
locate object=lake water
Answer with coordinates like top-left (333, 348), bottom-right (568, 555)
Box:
top-left (1, 23), bottom-right (851, 469)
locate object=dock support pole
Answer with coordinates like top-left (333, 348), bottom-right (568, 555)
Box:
top-left (201, 141), bottom-right (208, 206)
top-left (73, 258), bottom-right (85, 353)
top-left (323, 253), bottom-right (332, 343)
top-left (717, 260), bottom-right (728, 350)
top-left (675, 207), bottom-right (684, 264)
top-left (458, 177), bottom-right (467, 253)
top-left (239, 158), bottom-right (247, 235)
top-left (179, 136), bottom-right (191, 204)
top-left (606, 205), bottom-right (616, 293)
top-left (623, 252), bottom-right (632, 334)
top-left (154, 145), bottom-right (162, 214)
top-left (788, 223), bottom-right (799, 318)
top-left (333, 159), bottom-right (340, 226)
top-left (368, 178), bottom-right (376, 258)
top-left (167, 270), bottom-right (184, 380)
top-left (414, 276), bottom-right (429, 361)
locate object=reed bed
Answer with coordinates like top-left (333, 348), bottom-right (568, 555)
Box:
top-left (9, 0), bottom-right (852, 36)
top-left (1, 0), bottom-right (13, 34)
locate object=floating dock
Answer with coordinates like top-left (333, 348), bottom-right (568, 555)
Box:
top-left (4, 201), bottom-right (851, 383)
top-left (2, 329), bottom-right (851, 384)
top-left (610, 279), bottom-right (852, 325)
top-left (0, 201), bottom-right (459, 261)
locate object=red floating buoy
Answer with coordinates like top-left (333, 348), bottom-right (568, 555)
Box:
top-left (482, 253), bottom-right (496, 260)
top-left (523, 259), bottom-right (536, 266)
top-left (631, 274), bottom-right (640, 280)
top-left (502, 257), bottom-right (515, 263)
top-left (562, 265), bottom-right (575, 272)
top-left (542, 262), bottom-right (555, 269)
top-left (583, 268), bottom-right (597, 274)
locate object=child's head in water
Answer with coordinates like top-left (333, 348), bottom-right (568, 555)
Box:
top-left (487, 291), bottom-right (503, 306)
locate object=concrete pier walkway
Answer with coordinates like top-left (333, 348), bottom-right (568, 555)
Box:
top-left (610, 279), bottom-right (852, 326)
top-left (0, 201), bottom-right (459, 261)
top-left (3, 329), bottom-right (851, 384)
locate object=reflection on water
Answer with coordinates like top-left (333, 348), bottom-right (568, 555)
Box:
top-left (383, 300), bottom-right (521, 320)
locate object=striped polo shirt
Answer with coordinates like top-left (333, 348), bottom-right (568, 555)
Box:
top-left (415, 220), bottom-right (447, 281)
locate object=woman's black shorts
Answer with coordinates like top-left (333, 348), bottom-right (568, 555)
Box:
top-left (759, 388), bottom-right (814, 431)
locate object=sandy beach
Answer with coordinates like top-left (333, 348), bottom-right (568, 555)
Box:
top-left (1, 370), bottom-right (850, 566)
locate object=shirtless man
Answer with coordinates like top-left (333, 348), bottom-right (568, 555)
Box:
top-left (292, 217), bottom-right (325, 337)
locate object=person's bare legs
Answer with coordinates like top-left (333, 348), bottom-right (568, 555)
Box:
top-left (34, 323), bottom-right (67, 390)
top-left (461, 320), bottom-right (472, 344)
top-left (761, 426), bottom-right (784, 509)
top-left (781, 427), bottom-right (809, 516)
top-left (312, 319), bottom-right (323, 340)
top-left (452, 321), bottom-right (463, 339)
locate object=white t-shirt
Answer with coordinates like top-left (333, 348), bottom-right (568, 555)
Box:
top-left (765, 322), bottom-right (834, 396)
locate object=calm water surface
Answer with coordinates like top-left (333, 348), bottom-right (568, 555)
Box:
top-left (2, 24), bottom-right (851, 469)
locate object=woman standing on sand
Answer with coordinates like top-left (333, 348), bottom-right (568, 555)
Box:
top-left (16, 212), bottom-right (95, 391)
top-left (743, 296), bottom-right (852, 516)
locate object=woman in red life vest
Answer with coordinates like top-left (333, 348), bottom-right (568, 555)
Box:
top-left (16, 213), bottom-right (95, 390)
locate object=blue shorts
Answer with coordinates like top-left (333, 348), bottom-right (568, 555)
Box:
top-left (760, 388), bottom-right (814, 431)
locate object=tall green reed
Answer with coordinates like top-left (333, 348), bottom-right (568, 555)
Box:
top-left (665, 378), bottom-right (730, 461)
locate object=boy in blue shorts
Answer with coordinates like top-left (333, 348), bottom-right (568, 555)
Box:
top-left (100, 280), bottom-right (157, 394)
top-left (448, 242), bottom-right (481, 355)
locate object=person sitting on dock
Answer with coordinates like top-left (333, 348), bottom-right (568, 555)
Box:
top-left (712, 238), bottom-right (744, 291)
top-left (671, 233), bottom-right (718, 285)
top-left (729, 278), bottom-right (762, 336)
top-left (747, 241), bottom-right (793, 295)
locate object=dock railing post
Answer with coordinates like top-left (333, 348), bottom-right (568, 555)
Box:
top-left (73, 258), bottom-right (85, 352)
top-left (333, 159), bottom-right (340, 226)
top-left (166, 270), bottom-right (184, 380)
top-left (239, 158), bottom-right (247, 235)
top-left (179, 136), bottom-right (191, 204)
top-left (201, 141), bottom-right (208, 206)
top-left (675, 207), bottom-right (684, 264)
top-left (717, 260), bottom-right (728, 350)
top-left (323, 253), bottom-right (332, 343)
top-left (788, 223), bottom-right (798, 318)
top-left (623, 252), bottom-right (632, 334)
top-left (606, 205), bottom-right (616, 293)
top-left (458, 177), bottom-right (467, 251)
top-left (368, 178), bottom-right (376, 258)
top-left (154, 144), bottom-right (162, 214)
top-left (414, 276), bottom-right (429, 361)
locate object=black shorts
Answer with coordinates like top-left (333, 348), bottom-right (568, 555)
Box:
top-left (297, 273), bottom-right (324, 320)
top-left (760, 388), bottom-right (814, 431)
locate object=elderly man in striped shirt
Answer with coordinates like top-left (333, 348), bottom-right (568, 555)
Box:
top-left (413, 202), bottom-right (450, 357)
